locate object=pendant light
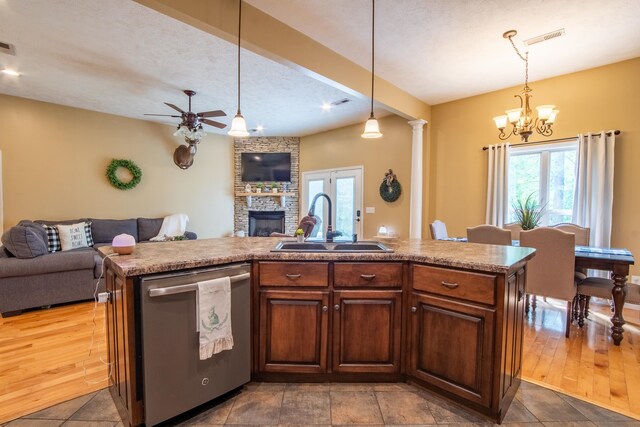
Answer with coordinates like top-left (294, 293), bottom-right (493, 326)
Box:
top-left (361, 0), bottom-right (382, 139)
top-left (228, 0), bottom-right (249, 137)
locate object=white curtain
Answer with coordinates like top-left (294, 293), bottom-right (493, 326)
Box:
top-left (485, 143), bottom-right (511, 226)
top-left (572, 131), bottom-right (616, 248)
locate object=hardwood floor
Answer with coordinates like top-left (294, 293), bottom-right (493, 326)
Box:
top-left (0, 301), bottom-right (108, 424)
top-left (521, 296), bottom-right (640, 420)
top-left (1, 298), bottom-right (639, 424)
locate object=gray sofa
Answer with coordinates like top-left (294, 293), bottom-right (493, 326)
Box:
top-left (0, 217), bottom-right (196, 316)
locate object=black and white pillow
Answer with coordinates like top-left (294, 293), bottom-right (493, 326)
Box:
top-left (84, 221), bottom-right (94, 246)
top-left (42, 224), bottom-right (61, 253)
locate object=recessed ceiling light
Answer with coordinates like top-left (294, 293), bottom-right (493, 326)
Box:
top-left (1, 69), bottom-right (21, 77)
top-left (321, 102), bottom-right (332, 111)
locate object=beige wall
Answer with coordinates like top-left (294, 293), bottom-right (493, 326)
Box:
top-left (430, 58), bottom-right (640, 275)
top-left (0, 94), bottom-right (234, 238)
top-left (301, 115), bottom-right (413, 239)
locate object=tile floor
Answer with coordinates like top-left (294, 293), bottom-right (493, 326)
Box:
top-left (3, 381), bottom-right (640, 427)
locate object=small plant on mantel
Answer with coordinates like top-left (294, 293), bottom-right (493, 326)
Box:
top-left (512, 193), bottom-right (544, 230)
top-left (255, 182), bottom-right (263, 193)
top-left (271, 182), bottom-right (278, 193)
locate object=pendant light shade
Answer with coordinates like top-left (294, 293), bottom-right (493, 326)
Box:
top-left (362, 0), bottom-right (382, 139)
top-left (229, 0), bottom-right (249, 138)
top-left (229, 113), bottom-right (249, 137)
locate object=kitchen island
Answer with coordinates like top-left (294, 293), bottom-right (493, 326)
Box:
top-left (101, 237), bottom-right (535, 426)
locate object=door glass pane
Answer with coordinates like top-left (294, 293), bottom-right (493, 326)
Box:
top-left (307, 180), bottom-right (325, 239)
top-left (508, 153), bottom-right (541, 222)
top-left (547, 150), bottom-right (576, 225)
top-left (335, 177), bottom-right (355, 238)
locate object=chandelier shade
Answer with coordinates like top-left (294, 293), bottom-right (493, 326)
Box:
top-left (493, 30), bottom-right (558, 142)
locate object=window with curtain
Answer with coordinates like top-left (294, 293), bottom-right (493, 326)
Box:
top-left (507, 141), bottom-right (578, 225)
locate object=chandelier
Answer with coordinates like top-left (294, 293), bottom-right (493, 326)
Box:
top-left (493, 30), bottom-right (558, 142)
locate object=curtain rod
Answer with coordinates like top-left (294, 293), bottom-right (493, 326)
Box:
top-left (482, 130), bottom-right (621, 151)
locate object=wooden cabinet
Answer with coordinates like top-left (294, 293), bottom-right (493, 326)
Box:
top-left (259, 290), bottom-right (329, 373)
top-left (409, 292), bottom-right (495, 406)
top-left (332, 290), bottom-right (402, 373)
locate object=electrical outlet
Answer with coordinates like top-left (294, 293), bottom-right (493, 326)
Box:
top-left (98, 292), bottom-right (110, 304)
top-left (366, 207), bottom-right (375, 214)
top-left (631, 276), bottom-right (640, 285)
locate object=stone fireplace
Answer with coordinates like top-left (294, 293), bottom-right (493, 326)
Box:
top-left (248, 211), bottom-right (285, 236)
top-left (234, 137), bottom-right (299, 236)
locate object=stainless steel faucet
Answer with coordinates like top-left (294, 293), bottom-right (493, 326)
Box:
top-left (308, 192), bottom-right (337, 242)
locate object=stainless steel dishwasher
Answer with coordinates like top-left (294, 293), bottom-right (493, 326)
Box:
top-left (139, 263), bottom-right (251, 426)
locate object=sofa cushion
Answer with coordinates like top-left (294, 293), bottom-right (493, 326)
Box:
top-left (1, 225), bottom-right (49, 258)
top-left (137, 218), bottom-right (163, 241)
top-left (0, 247), bottom-right (97, 278)
top-left (18, 220), bottom-right (49, 242)
top-left (42, 224), bottom-right (62, 253)
top-left (90, 219), bottom-right (138, 244)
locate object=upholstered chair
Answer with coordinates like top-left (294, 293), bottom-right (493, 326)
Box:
top-left (520, 227), bottom-right (577, 337)
top-left (466, 225), bottom-right (512, 245)
top-left (502, 222), bottom-right (523, 240)
top-left (429, 220), bottom-right (448, 240)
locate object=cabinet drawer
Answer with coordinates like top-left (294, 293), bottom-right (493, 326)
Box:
top-left (334, 263), bottom-right (402, 288)
top-left (259, 262), bottom-right (329, 287)
top-left (412, 265), bottom-right (496, 306)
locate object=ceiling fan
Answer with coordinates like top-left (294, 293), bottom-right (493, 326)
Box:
top-left (145, 90), bottom-right (227, 169)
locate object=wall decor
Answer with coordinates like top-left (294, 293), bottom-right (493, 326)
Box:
top-left (106, 159), bottom-right (142, 190)
top-left (379, 169), bottom-right (401, 202)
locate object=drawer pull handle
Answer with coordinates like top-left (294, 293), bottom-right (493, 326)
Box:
top-left (334, 304), bottom-right (340, 311)
top-left (441, 281), bottom-right (459, 290)
top-left (360, 274), bottom-right (376, 280)
top-left (322, 305), bottom-right (328, 312)
top-left (411, 306), bottom-right (417, 313)
top-left (285, 273), bottom-right (302, 279)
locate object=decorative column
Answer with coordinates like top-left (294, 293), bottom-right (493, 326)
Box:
top-left (408, 120), bottom-right (427, 239)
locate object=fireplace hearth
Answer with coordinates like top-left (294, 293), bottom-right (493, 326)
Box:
top-left (249, 211), bottom-right (285, 237)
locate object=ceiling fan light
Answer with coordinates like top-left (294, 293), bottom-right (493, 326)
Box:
top-left (361, 116), bottom-right (382, 139)
top-left (173, 126), bottom-right (187, 137)
top-left (493, 115), bottom-right (508, 130)
top-left (228, 113), bottom-right (249, 137)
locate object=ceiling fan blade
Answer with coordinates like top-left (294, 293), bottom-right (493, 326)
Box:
top-left (144, 114), bottom-right (181, 117)
top-left (197, 110), bottom-right (226, 118)
top-left (164, 102), bottom-right (185, 114)
top-left (201, 119), bottom-right (227, 129)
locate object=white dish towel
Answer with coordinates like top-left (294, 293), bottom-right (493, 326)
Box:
top-left (196, 277), bottom-right (234, 360)
top-left (150, 213), bottom-right (189, 241)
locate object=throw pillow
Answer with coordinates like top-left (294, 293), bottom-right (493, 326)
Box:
top-left (1, 225), bottom-right (49, 258)
top-left (42, 224), bottom-right (61, 252)
top-left (84, 221), bottom-right (94, 246)
top-left (57, 222), bottom-right (92, 251)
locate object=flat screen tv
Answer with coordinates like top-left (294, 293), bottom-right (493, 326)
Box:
top-left (241, 152), bottom-right (291, 182)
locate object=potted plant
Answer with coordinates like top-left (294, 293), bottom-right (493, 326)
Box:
top-left (295, 228), bottom-right (305, 243)
top-left (513, 193), bottom-right (544, 230)
top-left (255, 182), bottom-right (263, 193)
top-left (271, 182), bottom-right (278, 194)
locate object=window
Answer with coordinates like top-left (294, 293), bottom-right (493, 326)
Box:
top-left (508, 141), bottom-right (578, 226)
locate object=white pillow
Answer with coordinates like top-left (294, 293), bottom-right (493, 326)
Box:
top-left (57, 222), bottom-right (90, 251)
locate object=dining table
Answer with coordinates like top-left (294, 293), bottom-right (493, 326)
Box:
top-left (443, 238), bottom-right (635, 345)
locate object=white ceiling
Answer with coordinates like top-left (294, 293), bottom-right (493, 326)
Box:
top-left (1, 0), bottom-right (639, 137)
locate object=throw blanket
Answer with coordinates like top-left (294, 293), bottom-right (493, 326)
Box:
top-left (150, 213), bottom-right (189, 241)
top-left (196, 277), bottom-right (234, 360)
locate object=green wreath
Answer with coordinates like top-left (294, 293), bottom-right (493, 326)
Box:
top-left (106, 159), bottom-right (142, 190)
top-left (379, 179), bottom-right (402, 202)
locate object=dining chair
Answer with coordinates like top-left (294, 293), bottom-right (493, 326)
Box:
top-left (502, 222), bottom-right (523, 240)
top-left (551, 223), bottom-right (590, 246)
top-left (520, 227), bottom-right (577, 337)
top-left (466, 225), bottom-right (512, 245)
top-left (429, 220), bottom-right (448, 240)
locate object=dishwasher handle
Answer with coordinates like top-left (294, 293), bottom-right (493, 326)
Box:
top-left (148, 272), bottom-right (250, 297)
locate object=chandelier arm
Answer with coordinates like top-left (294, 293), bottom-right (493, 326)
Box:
top-left (498, 128), bottom-right (513, 141)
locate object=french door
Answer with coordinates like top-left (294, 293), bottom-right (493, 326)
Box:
top-left (301, 167), bottom-right (363, 240)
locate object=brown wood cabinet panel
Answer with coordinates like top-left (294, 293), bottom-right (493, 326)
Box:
top-left (259, 290), bottom-right (329, 373)
top-left (259, 262), bottom-right (329, 287)
top-left (332, 290), bottom-right (402, 373)
top-left (334, 262), bottom-right (403, 288)
top-left (412, 264), bottom-right (497, 305)
top-left (410, 292), bottom-right (495, 406)
top-left (501, 268), bottom-right (526, 399)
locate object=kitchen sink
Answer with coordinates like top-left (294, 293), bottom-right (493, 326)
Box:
top-left (271, 240), bottom-right (393, 253)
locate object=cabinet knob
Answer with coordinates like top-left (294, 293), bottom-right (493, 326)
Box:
top-left (334, 304), bottom-right (340, 311)
top-left (411, 306), bottom-right (417, 313)
top-left (322, 305), bottom-right (328, 312)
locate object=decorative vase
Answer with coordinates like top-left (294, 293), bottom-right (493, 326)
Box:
top-left (272, 187), bottom-right (278, 194)
top-left (297, 235), bottom-right (304, 243)
top-left (256, 187), bottom-right (262, 193)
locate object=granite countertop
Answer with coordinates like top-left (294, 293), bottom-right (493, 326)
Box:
top-left (99, 237), bottom-right (536, 277)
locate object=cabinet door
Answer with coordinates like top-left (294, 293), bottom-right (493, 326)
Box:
top-left (409, 292), bottom-right (495, 406)
top-left (501, 268), bottom-right (526, 399)
top-left (332, 290), bottom-right (402, 373)
top-left (259, 290), bottom-right (329, 373)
